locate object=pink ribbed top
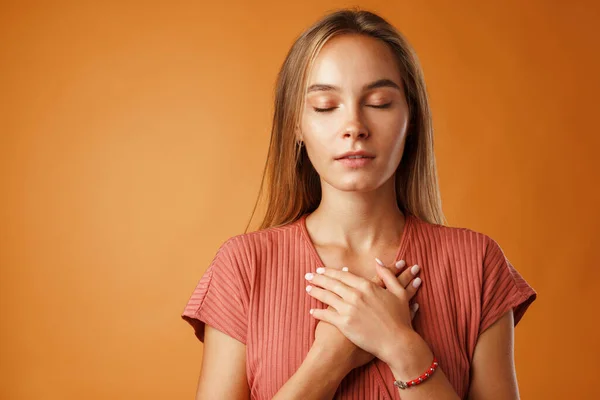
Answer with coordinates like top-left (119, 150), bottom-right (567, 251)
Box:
top-left (182, 213), bottom-right (536, 399)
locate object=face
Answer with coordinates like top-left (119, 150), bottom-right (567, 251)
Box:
top-left (299, 33), bottom-right (410, 193)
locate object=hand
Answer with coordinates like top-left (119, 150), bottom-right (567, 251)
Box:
top-left (307, 260), bottom-right (422, 372)
top-left (306, 258), bottom-right (423, 366)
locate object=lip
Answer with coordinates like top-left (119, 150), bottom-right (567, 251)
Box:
top-left (334, 150), bottom-right (375, 160)
top-left (337, 157), bottom-right (374, 168)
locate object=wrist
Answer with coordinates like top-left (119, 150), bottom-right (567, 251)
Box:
top-left (386, 332), bottom-right (434, 380)
top-left (307, 345), bottom-right (352, 380)
top-left (273, 346), bottom-right (349, 399)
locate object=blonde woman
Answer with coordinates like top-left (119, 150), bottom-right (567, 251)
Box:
top-left (182, 8), bottom-right (536, 400)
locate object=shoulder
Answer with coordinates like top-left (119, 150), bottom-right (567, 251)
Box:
top-left (215, 219), bottom-right (302, 265)
top-left (409, 214), bottom-right (499, 257)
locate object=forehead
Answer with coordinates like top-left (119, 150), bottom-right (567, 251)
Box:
top-left (307, 34), bottom-right (401, 88)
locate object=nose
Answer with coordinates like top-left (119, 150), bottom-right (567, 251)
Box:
top-left (342, 107), bottom-right (369, 140)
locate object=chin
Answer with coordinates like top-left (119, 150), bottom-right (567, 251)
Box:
top-left (332, 177), bottom-right (382, 192)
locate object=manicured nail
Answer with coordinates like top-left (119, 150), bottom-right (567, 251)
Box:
top-left (411, 264), bottom-right (420, 275)
top-left (316, 267), bottom-right (325, 274)
top-left (306, 285), bottom-right (312, 292)
top-left (412, 277), bottom-right (422, 288)
top-left (342, 266), bottom-right (349, 272)
top-left (412, 303), bottom-right (419, 312)
top-left (309, 308), bottom-right (314, 314)
top-left (375, 258), bottom-right (385, 267)
top-left (395, 260), bottom-right (406, 269)
top-left (305, 272), bottom-right (314, 280)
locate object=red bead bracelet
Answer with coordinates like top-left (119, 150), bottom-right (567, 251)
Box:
top-left (393, 357), bottom-right (439, 390)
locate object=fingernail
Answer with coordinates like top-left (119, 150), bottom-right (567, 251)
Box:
top-left (412, 277), bottom-right (422, 288)
top-left (305, 272), bottom-right (314, 280)
top-left (306, 285), bottom-right (312, 292)
top-left (316, 267), bottom-right (325, 274)
top-left (309, 308), bottom-right (314, 314)
top-left (412, 303), bottom-right (419, 312)
top-left (411, 264), bottom-right (420, 275)
top-left (342, 266), bottom-right (349, 272)
top-left (375, 258), bottom-right (385, 267)
top-left (395, 260), bottom-right (406, 269)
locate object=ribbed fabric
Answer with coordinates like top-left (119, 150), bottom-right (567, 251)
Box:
top-left (182, 213), bottom-right (536, 399)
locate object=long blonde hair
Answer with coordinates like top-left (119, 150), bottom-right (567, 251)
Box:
top-left (245, 7), bottom-right (446, 233)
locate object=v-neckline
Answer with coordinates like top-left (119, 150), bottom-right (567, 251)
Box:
top-left (297, 212), bottom-right (415, 271)
top-left (296, 212), bottom-right (416, 399)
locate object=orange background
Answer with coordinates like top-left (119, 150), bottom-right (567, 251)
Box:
top-left (1, 1), bottom-right (598, 399)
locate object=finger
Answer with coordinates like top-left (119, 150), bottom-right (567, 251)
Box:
top-left (409, 302), bottom-right (419, 329)
top-left (398, 263), bottom-right (420, 288)
top-left (312, 267), bottom-right (370, 295)
top-left (306, 271), bottom-right (354, 301)
top-left (404, 275), bottom-right (423, 299)
top-left (410, 302), bottom-right (419, 320)
top-left (370, 260), bottom-right (406, 287)
top-left (309, 307), bottom-right (342, 326)
top-left (375, 258), bottom-right (404, 296)
top-left (305, 284), bottom-right (345, 311)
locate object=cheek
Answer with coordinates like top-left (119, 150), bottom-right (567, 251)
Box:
top-left (368, 106), bottom-right (408, 129)
top-left (371, 111), bottom-right (409, 142)
top-left (300, 115), bottom-right (342, 161)
top-left (302, 113), bottom-right (341, 138)
top-left (369, 114), bottom-right (409, 167)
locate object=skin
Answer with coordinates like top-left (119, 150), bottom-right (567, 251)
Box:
top-left (195, 33), bottom-right (520, 399)
top-left (299, 33), bottom-right (410, 274)
top-left (197, 261), bottom-right (420, 400)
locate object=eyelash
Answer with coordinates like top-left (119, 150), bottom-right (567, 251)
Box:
top-left (313, 103), bottom-right (392, 113)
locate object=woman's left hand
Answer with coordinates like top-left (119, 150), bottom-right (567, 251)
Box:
top-left (305, 258), bottom-right (423, 364)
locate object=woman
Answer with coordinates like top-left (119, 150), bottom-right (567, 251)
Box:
top-left (182, 8), bottom-right (536, 400)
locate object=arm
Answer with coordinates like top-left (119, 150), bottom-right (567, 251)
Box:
top-left (194, 262), bottom-right (410, 399)
top-left (198, 325), bottom-right (351, 400)
top-left (195, 325), bottom-right (250, 400)
top-left (467, 309), bottom-right (520, 400)
top-left (274, 262), bottom-right (419, 399)
top-left (272, 345), bottom-right (351, 400)
top-left (386, 331), bottom-right (461, 400)
top-left (386, 310), bottom-right (519, 400)
top-left (273, 263), bottom-right (418, 399)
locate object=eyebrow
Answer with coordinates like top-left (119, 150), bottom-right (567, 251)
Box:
top-left (306, 78), bottom-right (401, 93)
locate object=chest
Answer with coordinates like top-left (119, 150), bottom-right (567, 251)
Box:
top-left (311, 243), bottom-right (402, 281)
top-left (245, 250), bottom-right (476, 399)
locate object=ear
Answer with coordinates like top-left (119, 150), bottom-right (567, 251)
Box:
top-left (295, 126), bottom-right (304, 145)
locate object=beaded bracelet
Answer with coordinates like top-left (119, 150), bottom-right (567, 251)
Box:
top-left (393, 357), bottom-right (439, 389)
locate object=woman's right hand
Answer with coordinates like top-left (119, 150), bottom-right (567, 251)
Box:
top-left (310, 260), bottom-right (422, 373)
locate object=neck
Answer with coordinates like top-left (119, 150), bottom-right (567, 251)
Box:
top-left (305, 179), bottom-right (406, 253)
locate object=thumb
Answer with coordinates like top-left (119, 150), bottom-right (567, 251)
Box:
top-left (375, 258), bottom-right (403, 295)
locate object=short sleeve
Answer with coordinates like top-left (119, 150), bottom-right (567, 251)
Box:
top-left (479, 236), bottom-right (537, 334)
top-left (181, 238), bottom-right (250, 344)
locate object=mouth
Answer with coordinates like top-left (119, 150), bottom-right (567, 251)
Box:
top-left (336, 156), bottom-right (375, 168)
top-left (334, 150), bottom-right (376, 160)
top-left (336, 155), bottom-right (375, 160)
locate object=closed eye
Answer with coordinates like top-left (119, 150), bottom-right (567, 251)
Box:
top-left (369, 103), bottom-right (392, 109)
top-left (313, 103), bottom-right (392, 113)
top-left (313, 107), bottom-right (337, 113)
